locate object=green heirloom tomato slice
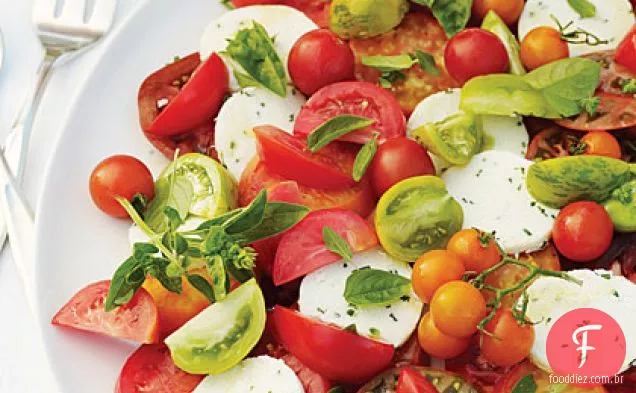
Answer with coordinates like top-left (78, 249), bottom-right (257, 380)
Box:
top-left (161, 153), bottom-right (238, 218)
top-left (481, 11), bottom-right (526, 76)
top-left (603, 179), bottom-right (636, 233)
top-left (374, 176), bottom-right (463, 261)
top-left (165, 279), bottom-right (266, 375)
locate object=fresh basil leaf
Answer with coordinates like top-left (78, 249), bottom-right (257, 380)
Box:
top-left (234, 202), bottom-right (310, 244)
top-left (622, 79), bottom-right (636, 94)
top-left (481, 10), bottom-right (526, 75)
top-left (187, 274), bottom-right (215, 302)
top-left (361, 54), bottom-right (415, 72)
top-left (225, 258), bottom-right (256, 283)
top-left (233, 70), bottom-right (261, 89)
top-left (164, 206), bottom-right (184, 232)
top-left (379, 70), bottom-right (406, 88)
top-left (224, 190), bottom-right (268, 235)
top-left (413, 50), bottom-right (440, 76)
top-left (323, 226), bottom-right (353, 262)
top-left (145, 175), bottom-right (193, 233)
top-left (352, 134), bottom-right (378, 181)
top-left (220, 0), bottom-right (235, 10)
top-left (105, 256), bottom-right (144, 311)
top-left (307, 115), bottom-right (376, 152)
top-left (147, 258), bottom-right (183, 294)
top-left (225, 21), bottom-right (287, 97)
top-left (162, 232), bottom-right (189, 255)
top-left (130, 193), bottom-right (148, 217)
top-left (207, 255), bottom-right (229, 301)
top-left (412, 0), bottom-right (472, 37)
top-left (512, 374), bottom-right (537, 393)
top-left (132, 242), bottom-right (159, 261)
top-left (568, 0), bottom-right (596, 18)
top-left (580, 96), bottom-right (600, 116)
top-left (197, 209), bottom-right (244, 230)
top-left (344, 268), bottom-right (411, 307)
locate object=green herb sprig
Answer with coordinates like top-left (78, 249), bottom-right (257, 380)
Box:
top-left (552, 15), bottom-right (608, 46)
top-left (362, 50), bottom-right (440, 88)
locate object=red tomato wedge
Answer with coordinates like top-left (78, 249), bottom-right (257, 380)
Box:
top-left (397, 368), bottom-right (439, 393)
top-left (255, 125), bottom-right (357, 190)
top-left (556, 93), bottom-right (636, 131)
top-left (273, 209), bottom-right (378, 285)
top-left (52, 281), bottom-right (159, 344)
top-left (294, 81), bottom-right (406, 144)
top-left (616, 26), bottom-right (636, 73)
top-left (272, 306), bottom-right (395, 384)
top-left (138, 52), bottom-right (228, 136)
top-left (115, 344), bottom-right (204, 393)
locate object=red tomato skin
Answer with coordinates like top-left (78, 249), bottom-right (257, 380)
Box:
top-left (396, 368), bottom-right (439, 393)
top-left (616, 26), bottom-right (636, 73)
top-left (255, 125), bottom-right (357, 190)
top-left (294, 81), bottom-right (406, 144)
top-left (115, 344), bottom-right (204, 393)
top-left (144, 53), bottom-right (229, 136)
top-left (370, 138), bottom-right (436, 197)
top-left (281, 353), bottom-right (334, 393)
top-left (553, 201), bottom-right (614, 262)
top-left (444, 28), bottom-right (509, 85)
top-left (272, 306), bottom-right (395, 384)
top-left (289, 29), bottom-right (355, 95)
top-left (273, 209), bottom-right (378, 285)
top-left (52, 281), bottom-right (159, 344)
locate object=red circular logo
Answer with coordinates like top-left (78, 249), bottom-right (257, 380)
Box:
top-left (547, 308), bottom-right (626, 387)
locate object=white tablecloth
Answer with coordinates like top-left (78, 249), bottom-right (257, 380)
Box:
top-left (0, 1), bottom-right (136, 391)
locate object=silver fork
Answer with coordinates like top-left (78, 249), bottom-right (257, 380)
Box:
top-left (0, 0), bottom-right (117, 310)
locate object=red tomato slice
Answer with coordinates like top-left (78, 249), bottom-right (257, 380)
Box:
top-left (255, 125), bottom-right (357, 190)
top-left (143, 123), bottom-right (217, 160)
top-left (396, 368), bottom-right (439, 393)
top-left (393, 333), bottom-right (426, 368)
top-left (294, 81), bottom-right (406, 144)
top-left (273, 209), bottom-right (378, 285)
top-left (556, 93), bottom-right (636, 131)
top-left (616, 26), bottom-right (636, 73)
top-left (115, 344), bottom-right (204, 393)
top-left (272, 306), bottom-right (395, 384)
top-left (138, 52), bottom-right (228, 136)
top-left (52, 281), bottom-right (159, 344)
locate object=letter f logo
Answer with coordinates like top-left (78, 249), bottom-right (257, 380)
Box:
top-left (572, 324), bottom-right (602, 368)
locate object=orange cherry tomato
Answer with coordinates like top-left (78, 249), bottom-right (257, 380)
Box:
top-left (417, 312), bottom-right (472, 360)
top-left (480, 309), bottom-right (535, 367)
top-left (446, 229), bottom-right (501, 273)
top-left (581, 131), bottom-right (622, 159)
top-left (520, 27), bottom-right (569, 71)
top-left (430, 281), bottom-right (487, 338)
top-left (412, 250), bottom-right (465, 303)
top-left (472, 0), bottom-right (524, 25)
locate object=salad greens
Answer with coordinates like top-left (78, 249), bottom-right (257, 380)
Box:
top-left (144, 176), bottom-right (193, 233)
top-left (306, 115), bottom-right (376, 152)
top-left (352, 133), bottom-right (378, 182)
top-left (411, 0), bottom-right (472, 37)
top-left (481, 11), bottom-right (526, 76)
top-left (363, 50), bottom-right (440, 88)
top-left (344, 268), bottom-right (411, 307)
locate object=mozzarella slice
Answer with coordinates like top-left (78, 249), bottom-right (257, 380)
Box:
top-left (298, 248), bottom-right (423, 347)
top-left (523, 269), bottom-right (636, 374)
top-left (200, 5), bottom-right (317, 90)
top-left (407, 89), bottom-right (528, 173)
top-left (193, 356), bottom-right (304, 393)
top-left (441, 150), bottom-right (558, 254)
top-left (215, 86), bottom-right (306, 181)
top-left (519, 0), bottom-right (634, 57)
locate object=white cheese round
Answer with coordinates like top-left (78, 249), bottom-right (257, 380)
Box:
top-left (298, 248), bottom-right (423, 347)
top-left (193, 355), bottom-right (304, 393)
top-left (200, 5), bottom-right (318, 90)
top-left (519, 0), bottom-right (634, 57)
top-left (215, 86), bottom-right (306, 181)
top-left (407, 89), bottom-right (528, 173)
top-left (523, 269), bottom-right (636, 374)
top-left (441, 150), bottom-right (559, 255)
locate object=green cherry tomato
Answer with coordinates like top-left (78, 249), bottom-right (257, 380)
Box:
top-left (603, 179), bottom-right (636, 233)
top-left (165, 279), bottom-right (266, 375)
top-left (374, 176), bottom-right (464, 261)
top-left (329, 0), bottom-right (409, 39)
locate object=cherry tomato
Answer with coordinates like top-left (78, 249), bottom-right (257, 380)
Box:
top-left (273, 209), bottom-right (377, 285)
top-left (557, 93), bottom-right (636, 132)
top-left (417, 312), bottom-right (471, 359)
top-left (288, 29), bottom-right (355, 95)
top-left (494, 361), bottom-right (608, 393)
top-left (582, 131), bottom-right (622, 159)
top-left (520, 27), bottom-right (569, 71)
top-left (472, 0), bottom-right (524, 25)
top-left (412, 250), bottom-right (466, 303)
top-left (553, 201), bottom-right (614, 262)
top-left (396, 367), bottom-right (439, 393)
top-left (255, 125), bottom-right (356, 190)
top-left (444, 28), bottom-right (509, 85)
top-left (369, 137), bottom-right (436, 197)
top-left (430, 281), bottom-right (487, 338)
top-left (616, 26), bottom-right (636, 73)
top-left (115, 344), bottom-right (204, 393)
top-left (272, 305), bottom-right (395, 383)
top-left (138, 53), bottom-right (228, 136)
top-left (89, 155), bottom-right (155, 218)
top-left (447, 229), bottom-right (501, 273)
top-left (294, 81), bottom-right (406, 144)
top-left (52, 281), bottom-right (159, 344)
top-left (480, 310), bottom-right (534, 367)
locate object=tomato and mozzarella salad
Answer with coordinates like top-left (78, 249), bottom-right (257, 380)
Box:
top-left (53, 0), bottom-right (636, 392)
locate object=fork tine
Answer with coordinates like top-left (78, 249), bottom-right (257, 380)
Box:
top-left (32, 0), bottom-right (58, 24)
top-left (59, 0), bottom-right (87, 24)
top-left (88, 0), bottom-right (117, 31)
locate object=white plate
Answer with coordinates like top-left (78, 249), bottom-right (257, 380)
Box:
top-left (34, 0), bottom-right (227, 391)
